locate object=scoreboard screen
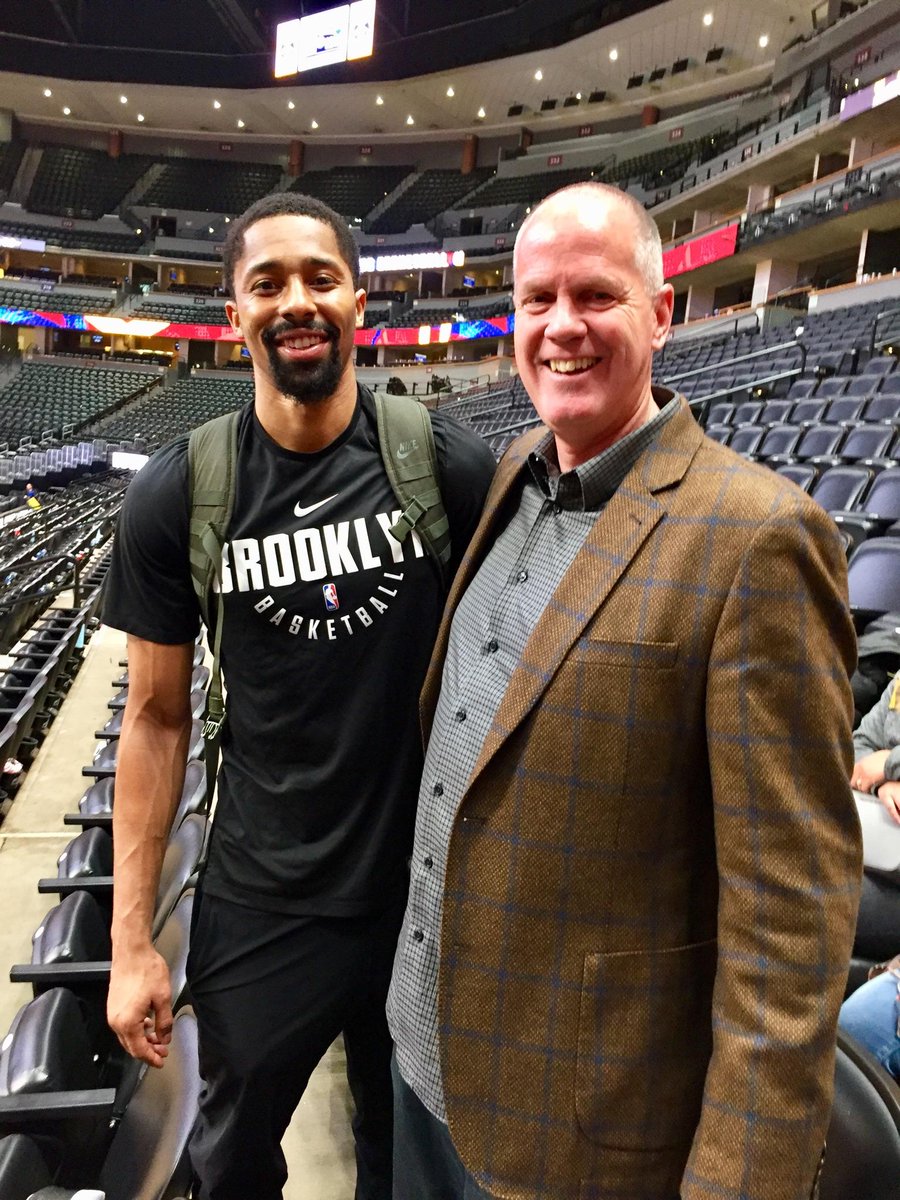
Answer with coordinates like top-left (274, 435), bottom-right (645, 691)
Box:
top-left (274, 0), bottom-right (376, 78)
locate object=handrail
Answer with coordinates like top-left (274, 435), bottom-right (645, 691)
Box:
top-left (663, 339), bottom-right (806, 386)
top-left (869, 306), bottom-right (900, 355)
top-left (689, 364), bottom-right (806, 426)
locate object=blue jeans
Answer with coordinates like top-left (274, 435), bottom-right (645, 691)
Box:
top-left (839, 971), bottom-right (900, 1080)
top-left (392, 1053), bottom-right (494, 1200)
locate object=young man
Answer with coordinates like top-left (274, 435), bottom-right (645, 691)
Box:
top-left (103, 192), bottom-right (495, 1200)
top-left (389, 182), bottom-right (861, 1200)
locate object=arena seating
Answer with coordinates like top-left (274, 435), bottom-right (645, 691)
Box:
top-left (366, 167), bottom-right (494, 234)
top-left (288, 164), bottom-right (414, 220)
top-left (27, 146), bottom-right (154, 221)
top-left (129, 294), bottom-right (229, 323)
top-left (137, 157), bottom-right (281, 213)
top-left (0, 217), bottom-right (141, 255)
top-left (454, 165), bottom-right (598, 210)
top-left (0, 280), bottom-right (116, 315)
top-left (0, 364), bottom-right (157, 445)
top-left (95, 374), bottom-right (253, 450)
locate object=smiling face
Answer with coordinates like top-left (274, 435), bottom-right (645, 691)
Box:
top-left (513, 189), bottom-right (673, 469)
top-left (225, 213), bottom-right (365, 409)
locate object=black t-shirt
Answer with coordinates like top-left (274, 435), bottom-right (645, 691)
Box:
top-left (102, 385), bottom-right (495, 916)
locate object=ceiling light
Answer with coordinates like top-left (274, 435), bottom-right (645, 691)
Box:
top-left (609, 48), bottom-right (618, 61)
top-left (575, 92), bottom-right (582, 100)
top-left (376, 94), bottom-right (384, 104)
top-left (703, 12), bottom-right (713, 26)
top-left (136, 228), bottom-right (142, 235)
top-left (224, 216), bottom-right (230, 223)
top-left (208, 226), bottom-right (214, 234)
top-left (446, 86), bottom-right (454, 97)
top-left (477, 106), bottom-right (486, 118)
top-left (758, 34), bottom-right (769, 48)
top-left (310, 119), bottom-right (319, 129)
top-left (213, 99), bottom-right (221, 109)
top-left (62, 106), bottom-right (71, 115)
top-left (42, 88), bottom-right (52, 98)
top-left (137, 113), bottom-right (145, 122)
top-left (236, 118), bottom-right (245, 128)
top-left (120, 95), bottom-right (128, 104)
top-left (287, 100), bottom-right (295, 110)
top-left (406, 114), bottom-right (414, 125)
top-left (534, 69), bottom-right (543, 81)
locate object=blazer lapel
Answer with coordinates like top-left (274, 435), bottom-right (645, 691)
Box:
top-left (465, 399), bottom-right (704, 790)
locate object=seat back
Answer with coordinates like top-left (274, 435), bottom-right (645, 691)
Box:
top-left (0, 1133), bottom-right (52, 1199)
top-left (32, 891), bottom-right (111, 966)
top-left (819, 1031), bottom-right (900, 1200)
top-left (864, 469), bottom-right (900, 521)
top-left (56, 828), bottom-right (113, 880)
top-left (100, 1008), bottom-right (200, 1200)
top-left (152, 814), bottom-right (205, 938)
top-left (153, 891), bottom-right (194, 1012)
top-left (811, 466), bottom-right (872, 513)
top-left (0, 989), bottom-right (99, 1097)
top-left (847, 538), bottom-right (900, 614)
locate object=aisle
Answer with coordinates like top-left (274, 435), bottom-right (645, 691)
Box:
top-left (0, 617), bottom-right (358, 1199)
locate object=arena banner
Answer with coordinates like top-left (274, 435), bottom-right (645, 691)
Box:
top-left (356, 314), bottom-right (514, 346)
top-left (0, 306), bottom-right (513, 344)
top-left (662, 222), bottom-right (739, 279)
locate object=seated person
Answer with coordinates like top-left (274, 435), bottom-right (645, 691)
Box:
top-left (839, 954), bottom-right (900, 1081)
top-left (852, 674), bottom-right (900, 963)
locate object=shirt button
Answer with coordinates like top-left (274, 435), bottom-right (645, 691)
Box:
top-left (516, 569), bottom-right (528, 583)
top-left (433, 782), bottom-right (444, 796)
top-left (412, 928), bottom-right (424, 942)
top-left (484, 639), bottom-right (499, 654)
top-left (424, 855), bottom-right (433, 868)
top-left (455, 708), bottom-right (467, 722)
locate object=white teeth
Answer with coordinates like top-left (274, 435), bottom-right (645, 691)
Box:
top-left (282, 336), bottom-right (323, 350)
top-left (547, 357), bottom-right (598, 373)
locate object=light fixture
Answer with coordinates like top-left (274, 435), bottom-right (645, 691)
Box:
top-left (534, 69), bottom-right (543, 81)
top-left (575, 92), bottom-right (582, 100)
top-left (120, 95), bottom-right (128, 104)
top-left (137, 113), bottom-right (145, 122)
top-left (42, 88), bottom-right (52, 98)
top-left (609, 48), bottom-right (618, 61)
top-left (136, 228), bottom-right (142, 235)
top-left (236, 118), bottom-right (245, 128)
top-left (224, 216), bottom-right (230, 223)
top-left (310, 119), bottom-right (319, 129)
top-left (446, 85), bottom-right (454, 97)
top-left (287, 100), bottom-right (295, 110)
top-left (208, 226), bottom-right (214, 234)
top-left (213, 99), bottom-right (221, 109)
top-left (758, 34), bottom-right (769, 48)
top-left (62, 106), bottom-right (71, 115)
top-left (376, 94), bottom-right (384, 105)
top-left (703, 12), bottom-right (713, 26)
top-left (477, 106), bottom-right (486, 118)
top-left (406, 114), bottom-right (414, 125)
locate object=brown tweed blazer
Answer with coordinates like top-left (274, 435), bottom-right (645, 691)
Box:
top-left (422, 400), bottom-right (861, 1200)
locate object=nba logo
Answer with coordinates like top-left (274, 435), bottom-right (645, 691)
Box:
top-left (322, 582), bottom-right (340, 611)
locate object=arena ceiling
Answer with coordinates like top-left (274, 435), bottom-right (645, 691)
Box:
top-left (0, 0), bottom-right (816, 141)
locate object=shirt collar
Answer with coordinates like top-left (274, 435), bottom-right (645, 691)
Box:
top-left (527, 386), bottom-right (679, 511)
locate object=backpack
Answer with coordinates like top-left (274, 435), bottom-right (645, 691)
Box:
top-left (186, 392), bottom-right (450, 821)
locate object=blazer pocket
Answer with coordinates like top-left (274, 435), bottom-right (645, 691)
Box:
top-left (573, 638), bottom-right (679, 670)
top-left (576, 938), bottom-right (717, 1151)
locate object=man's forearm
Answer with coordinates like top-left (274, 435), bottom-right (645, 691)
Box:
top-left (111, 705), bottom-right (192, 956)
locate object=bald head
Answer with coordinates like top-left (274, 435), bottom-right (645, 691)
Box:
top-left (514, 182), bottom-right (665, 298)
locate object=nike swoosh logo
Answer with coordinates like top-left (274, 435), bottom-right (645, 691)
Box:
top-left (396, 446), bottom-right (415, 459)
top-left (294, 493), bottom-right (340, 519)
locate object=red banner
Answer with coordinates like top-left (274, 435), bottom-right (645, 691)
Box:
top-left (662, 223), bottom-right (739, 279)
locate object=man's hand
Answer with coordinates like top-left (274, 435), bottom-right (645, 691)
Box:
top-left (852, 749), bottom-right (890, 794)
top-left (877, 780), bottom-right (900, 826)
top-left (107, 946), bottom-right (174, 1068)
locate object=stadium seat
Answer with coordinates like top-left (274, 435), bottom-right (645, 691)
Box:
top-left (847, 538), bottom-right (900, 616)
top-left (810, 466), bottom-right (872, 513)
top-left (774, 463), bottom-right (818, 493)
top-left (0, 1132), bottom-right (55, 1200)
top-left (818, 1030), bottom-right (900, 1200)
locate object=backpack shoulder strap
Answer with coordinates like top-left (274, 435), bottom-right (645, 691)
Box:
top-left (188, 408), bottom-right (240, 630)
top-left (374, 392), bottom-right (451, 586)
top-left (187, 408), bottom-right (240, 839)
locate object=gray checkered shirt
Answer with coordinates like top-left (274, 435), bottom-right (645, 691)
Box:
top-left (387, 392), bottom-right (679, 1122)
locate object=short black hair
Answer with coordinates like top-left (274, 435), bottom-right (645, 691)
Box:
top-left (222, 192), bottom-right (360, 296)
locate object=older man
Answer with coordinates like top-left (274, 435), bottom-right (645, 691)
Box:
top-left (387, 182), bottom-right (861, 1200)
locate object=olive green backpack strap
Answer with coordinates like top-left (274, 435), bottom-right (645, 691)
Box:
top-left (374, 392), bottom-right (451, 586)
top-left (187, 408), bottom-right (240, 831)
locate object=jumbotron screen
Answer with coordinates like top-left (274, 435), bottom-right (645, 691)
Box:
top-left (274, 1), bottom-right (376, 78)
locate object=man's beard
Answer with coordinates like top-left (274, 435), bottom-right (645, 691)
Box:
top-left (261, 319), bottom-right (345, 405)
